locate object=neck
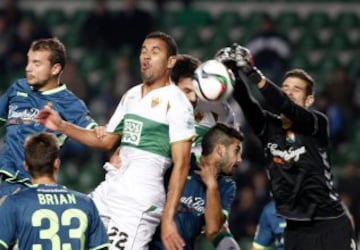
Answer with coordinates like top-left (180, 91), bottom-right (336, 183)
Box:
top-left (142, 77), bottom-right (170, 96)
top-left (32, 176), bottom-right (57, 185)
top-left (201, 155), bottom-right (220, 175)
top-left (38, 79), bottom-right (60, 92)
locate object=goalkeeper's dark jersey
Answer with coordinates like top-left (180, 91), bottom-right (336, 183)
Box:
top-left (233, 78), bottom-right (344, 221)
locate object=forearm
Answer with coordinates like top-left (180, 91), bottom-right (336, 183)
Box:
top-left (204, 182), bottom-right (224, 241)
top-left (162, 162), bottom-right (190, 223)
top-left (232, 72), bottom-right (266, 135)
top-left (59, 121), bottom-right (113, 150)
top-left (258, 78), bottom-right (291, 111)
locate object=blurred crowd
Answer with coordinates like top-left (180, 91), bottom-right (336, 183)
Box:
top-left (1, 0), bottom-right (360, 248)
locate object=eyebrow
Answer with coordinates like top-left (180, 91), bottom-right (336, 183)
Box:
top-left (142, 45), bottom-right (162, 51)
top-left (282, 84), bottom-right (305, 91)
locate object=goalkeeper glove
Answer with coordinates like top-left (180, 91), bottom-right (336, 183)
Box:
top-left (215, 43), bottom-right (264, 85)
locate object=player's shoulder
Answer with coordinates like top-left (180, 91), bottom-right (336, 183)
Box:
top-left (313, 109), bottom-right (328, 121)
top-left (167, 84), bottom-right (189, 99)
top-left (263, 201), bottom-right (277, 215)
top-left (53, 84), bottom-right (81, 99)
top-left (119, 84), bottom-right (142, 102)
top-left (9, 78), bottom-right (29, 90)
top-left (51, 84), bottom-right (90, 110)
top-left (66, 188), bottom-right (92, 202)
top-left (126, 84), bottom-right (142, 95)
top-left (0, 186), bottom-right (33, 207)
top-left (218, 176), bottom-right (236, 191)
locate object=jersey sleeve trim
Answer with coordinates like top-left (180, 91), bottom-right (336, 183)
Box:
top-left (0, 239), bottom-right (9, 249)
top-left (252, 242), bottom-right (272, 250)
top-left (222, 209), bottom-right (230, 219)
top-left (89, 242), bottom-right (111, 250)
top-left (0, 170), bottom-right (30, 183)
top-left (170, 135), bottom-right (197, 144)
top-left (212, 230), bottom-right (233, 248)
top-left (86, 122), bottom-right (98, 130)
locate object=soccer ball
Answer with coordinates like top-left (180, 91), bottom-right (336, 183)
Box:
top-left (193, 59), bottom-right (235, 102)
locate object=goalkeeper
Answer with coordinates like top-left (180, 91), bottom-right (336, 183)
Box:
top-left (215, 44), bottom-right (355, 250)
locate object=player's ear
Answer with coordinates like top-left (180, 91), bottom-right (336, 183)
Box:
top-left (51, 63), bottom-right (62, 76)
top-left (23, 161), bottom-right (28, 171)
top-left (167, 55), bottom-right (177, 69)
top-left (215, 143), bottom-right (226, 158)
top-left (305, 94), bottom-right (314, 108)
top-left (54, 158), bottom-right (61, 171)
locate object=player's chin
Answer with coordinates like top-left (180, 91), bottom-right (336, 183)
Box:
top-left (222, 168), bottom-right (235, 177)
top-left (26, 77), bottom-right (36, 84)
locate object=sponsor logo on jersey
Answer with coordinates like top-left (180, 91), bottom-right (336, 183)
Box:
top-left (8, 104), bottom-right (39, 123)
top-left (122, 119), bottom-right (143, 145)
top-left (16, 91), bottom-right (28, 97)
top-left (267, 143), bottom-right (306, 163)
top-left (180, 196), bottom-right (205, 215)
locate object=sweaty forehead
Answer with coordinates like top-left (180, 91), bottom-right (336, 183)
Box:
top-left (178, 77), bottom-right (194, 88)
top-left (282, 77), bottom-right (307, 89)
top-left (28, 49), bottom-right (51, 61)
top-left (231, 138), bottom-right (242, 147)
top-left (142, 38), bottom-right (167, 51)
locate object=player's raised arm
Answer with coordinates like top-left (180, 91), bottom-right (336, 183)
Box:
top-left (161, 140), bottom-right (192, 250)
top-left (215, 45), bottom-right (266, 136)
top-left (36, 107), bottom-right (120, 150)
top-left (221, 44), bottom-right (325, 135)
top-left (197, 158), bottom-right (224, 241)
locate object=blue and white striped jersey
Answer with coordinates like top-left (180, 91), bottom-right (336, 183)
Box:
top-left (0, 184), bottom-right (109, 250)
top-left (0, 79), bottom-right (97, 183)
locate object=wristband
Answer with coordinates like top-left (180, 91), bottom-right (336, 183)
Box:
top-left (212, 230), bottom-right (233, 248)
top-left (247, 67), bottom-right (263, 85)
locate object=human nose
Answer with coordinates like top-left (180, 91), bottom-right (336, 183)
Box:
top-left (25, 63), bottom-right (31, 72)
top-left (236, 153), bottom-right (242, 165)
top-left (141, 50), bottom-right (151, 60)
top-left (284, 88), bottom-right (293, 98)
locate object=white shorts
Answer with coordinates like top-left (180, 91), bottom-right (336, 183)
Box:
top-left (89, 179), bottom-right (112, 229)
top-left (107, 205), bottom-right (162, 249)
top-left (90, 162), bottom-right (165, 250)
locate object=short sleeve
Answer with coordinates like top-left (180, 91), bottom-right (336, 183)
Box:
top-left (87, 199), bottom-right (110, 250)
top-left (0, 84), bottom-right (12, 124)
top-left (0, 197), bottom-right (17, 249)
top-left (167, 88), bottom-right (196, 143)
top-left (60, 96), bottom-right (97, 130)
top-left (219, 179), bottom-right (236, 219)
top-left (106, 94), bottom-right (127, 133)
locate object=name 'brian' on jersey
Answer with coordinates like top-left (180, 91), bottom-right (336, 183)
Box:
top-left (38, 193), bottom-right (77, 205)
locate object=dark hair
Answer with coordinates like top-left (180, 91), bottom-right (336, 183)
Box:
top-left (30, 37), bottom-right (67, 72)
top-left (283, 68), bottom-right (315, 95)
top-left (24, 132), bottom-right (60, 178)
top-left (171, 54), bottom-right (201, 85)
top-left (201, 123), bottom-right (243, 157)
top-left (145, 31), bottom-right (178, 57)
